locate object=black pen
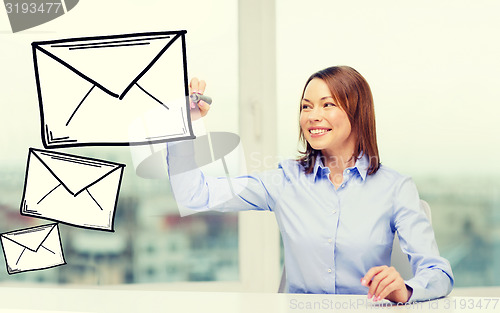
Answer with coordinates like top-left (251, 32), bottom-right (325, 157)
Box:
top-left (189, 93), bottom-right (212, 105)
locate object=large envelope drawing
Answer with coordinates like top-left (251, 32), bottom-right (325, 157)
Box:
top-left (32, 30), bottom-right (195, 148)
top-left (0, 224), bottom-right (65, 274)
top-left (20, 148), bottom-right (125, 231)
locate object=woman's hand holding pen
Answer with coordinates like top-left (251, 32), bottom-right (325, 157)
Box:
top-left (361, 265), bottom-right (413, 303)
top-left (189, 77), bottom-right (211, 120)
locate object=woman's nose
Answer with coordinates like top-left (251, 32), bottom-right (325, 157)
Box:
top-left (308, 108), bottom-right (323, 121)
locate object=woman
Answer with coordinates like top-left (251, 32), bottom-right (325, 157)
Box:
top-left (167, 66), bottom-right (454, 303)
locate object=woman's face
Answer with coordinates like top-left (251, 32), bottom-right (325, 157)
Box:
top-left (300, 78), bottom-right (356, 157)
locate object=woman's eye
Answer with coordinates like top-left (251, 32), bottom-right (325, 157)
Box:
top-left (324, 102), bottom-right (336, 107)
top-left (301, 104), bottom-right (311, 110)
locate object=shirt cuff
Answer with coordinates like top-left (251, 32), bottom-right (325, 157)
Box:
top-left (404, 269), bottom-right (453, 303)
top-left (405, 279), bottom-right (428, 303)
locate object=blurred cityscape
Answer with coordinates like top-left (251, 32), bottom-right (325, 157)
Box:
top-left (0, 161), bottom-right (499, 288)
top-left (414, 175), bottom-right (500, 287)
top-left (0, 159), bottom-right (239, 285)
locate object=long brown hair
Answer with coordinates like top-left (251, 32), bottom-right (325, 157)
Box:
top-left (298, 66), bottom-right (380, 175)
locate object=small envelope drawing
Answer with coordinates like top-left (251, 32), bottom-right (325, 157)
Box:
top-left (32, 30), bottom-right (195, 149)
top-left (0, 224), bottom-right (66, 274)
top-left (20, 148), bottom-right (125, 231)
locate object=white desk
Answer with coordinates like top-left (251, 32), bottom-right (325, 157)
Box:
top-left (0, 286), bottom-right (498, 313)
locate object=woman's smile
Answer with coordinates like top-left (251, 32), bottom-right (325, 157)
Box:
top-left (308, 127), bottom-right (332, 137)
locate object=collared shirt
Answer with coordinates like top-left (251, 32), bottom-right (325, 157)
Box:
top-left (167, 142), bottom-right (454, 302)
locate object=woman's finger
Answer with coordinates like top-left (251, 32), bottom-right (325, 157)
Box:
top-left (372, 273), bottom-right (396, 301)
top-left (198, 100), bottom-right (210, 117)
top-left (361, 265), bottom-right (387, 299)
top-left (188, 77), bottom-right (210, 119)
top-left (367, 267), bottom-right (390, 299)
top-left (377, 276), bottom-right (404, 302)
top-left (197, 79), bottom-right (206, 94)
top-left (189, 77), bottom-right (200, 93)
top-left (364, 266), bottom-right (409, 303)
top-left (361, 266), bottom-right (386, 287)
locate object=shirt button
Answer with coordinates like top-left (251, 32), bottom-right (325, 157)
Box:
top-left (331, 210), bottom-right (337, 214)
top-left (328, 269), bottom-right (332, 273)
top-left (328, 238), bottom-right (333, 243)
top-left (341, 183), bottom-right (345, 188)
top-left (346, 169), bottom-right (350, 174)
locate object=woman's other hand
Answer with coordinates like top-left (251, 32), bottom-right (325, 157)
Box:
top-left (361, 265), bottom-right (413, 303)
top-left (189, 77), bottom-right (210, 120)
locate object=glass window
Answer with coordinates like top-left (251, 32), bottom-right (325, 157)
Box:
top-left (0, 147), bottom-right (239, 284)
top-left (276, 0), bottom-right (500, 288)
top-left (0, 0), bottom-right (239, 285)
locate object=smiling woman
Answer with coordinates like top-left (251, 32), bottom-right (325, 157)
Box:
top-left (167, 65), bottom-right (454, 303)
top-left (298, 66), bottom-right (379, 188)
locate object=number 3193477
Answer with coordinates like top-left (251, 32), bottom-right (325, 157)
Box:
top-left (5, 2), bottom-right (62, 14)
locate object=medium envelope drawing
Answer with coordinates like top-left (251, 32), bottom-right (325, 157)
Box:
top-left (32, 30), bottom-right (194, 148)
top-left (21, 148), bottom-right (125, 231)
top-left (0, 224), bottom-right (65, 274)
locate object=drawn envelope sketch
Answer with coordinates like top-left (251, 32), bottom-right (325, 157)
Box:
top-left (0, 224), bottom-right (65, 274)
top-left (20, 148), bottom-right (125, 231)
top-left (32, 30), bottom-right (195, 148)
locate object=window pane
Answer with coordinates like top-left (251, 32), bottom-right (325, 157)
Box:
top-left (0, 1), bottom-right (239, 285)
top-left (0, 149), bottom-right (239, 284)
top-left (276, 0), bottom-right (500, 289)
top-left (416, 177), bottom-right (500, 287)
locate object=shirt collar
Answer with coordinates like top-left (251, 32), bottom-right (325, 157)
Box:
top-left (311, 154), bottom-right (327, 178)
top-left (312, 153), bottom-right (370, 181)
top-left (355, 154), bottom-right (369, 181)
